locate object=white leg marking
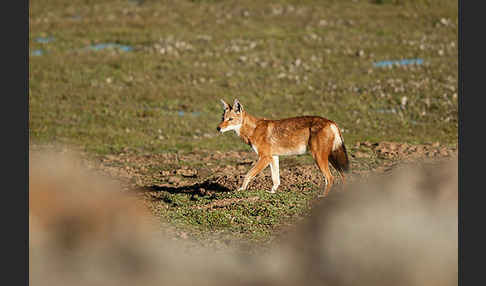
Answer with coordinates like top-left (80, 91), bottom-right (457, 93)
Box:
top-left (269, 156), bottom-right (280, 193)
top-left (239, 176), bottom-right (249, 191)
top-left (251, 144), bottom-right (258, 155)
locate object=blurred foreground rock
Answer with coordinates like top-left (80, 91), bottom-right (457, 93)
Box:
top-left (30, 151), bottom-right (457, 286)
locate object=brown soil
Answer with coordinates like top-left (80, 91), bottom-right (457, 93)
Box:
top-left (84, 141), bottom-right (457, 196)
top-left (30, 141), bottom-right (457, 201)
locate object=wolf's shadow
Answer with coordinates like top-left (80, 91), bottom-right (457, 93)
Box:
top-left (136, 179), bottom-right (232, 201)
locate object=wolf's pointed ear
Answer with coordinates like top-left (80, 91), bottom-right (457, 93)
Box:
top-left (233, 98), bottom-right (243, 113)
top-left (220, 99), bottom-right (230, 110)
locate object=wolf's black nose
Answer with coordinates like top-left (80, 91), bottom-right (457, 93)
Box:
top-left (217, 127), bottom-right (221, 132)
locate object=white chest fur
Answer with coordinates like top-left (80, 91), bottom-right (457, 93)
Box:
top-left (285, 144), bottom-right (307, 155)
top-left (273, 144), bottom-right (307, 156)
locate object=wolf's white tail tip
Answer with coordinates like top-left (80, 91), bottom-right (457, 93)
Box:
top-left (330, 124), bottom-right (342, 151)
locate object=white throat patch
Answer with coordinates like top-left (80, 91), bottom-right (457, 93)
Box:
top-left (234, 125), bottom-right (241, 136)
top-left (221, 124), bottom-right (242, 135)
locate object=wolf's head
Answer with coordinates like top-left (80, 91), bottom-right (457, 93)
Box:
top-left (217, 99), bottom-right (244, 134)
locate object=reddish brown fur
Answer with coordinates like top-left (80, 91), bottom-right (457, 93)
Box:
top-left (217, 99), bottom-right (349, 197)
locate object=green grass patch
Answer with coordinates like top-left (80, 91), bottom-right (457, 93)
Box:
top-left (30, 0), bottom-right (457, 155)
top-left (149, 186), bottom-right (319, 243)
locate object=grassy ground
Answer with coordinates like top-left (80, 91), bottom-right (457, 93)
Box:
top-left (29, 0), bottom-right (458, 247)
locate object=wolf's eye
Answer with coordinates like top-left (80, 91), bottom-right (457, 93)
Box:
top-left (228, 118), bottom-right (233, 121)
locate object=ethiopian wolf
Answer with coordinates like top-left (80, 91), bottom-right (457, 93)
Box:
top-left (217, 99), bottom-right (349, 197)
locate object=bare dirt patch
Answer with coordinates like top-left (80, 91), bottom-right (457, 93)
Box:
top-left (355, 141), bottom-right (457, 160)
top-left (86, 141), bottom-right (457, 195)
top-left (30, 141), bottom-right (457, 198)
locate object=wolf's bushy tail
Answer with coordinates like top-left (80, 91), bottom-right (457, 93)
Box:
top-left (329, 124), bottom-right (350, 173)
top-left (330, 143), bottom-right (350, 173)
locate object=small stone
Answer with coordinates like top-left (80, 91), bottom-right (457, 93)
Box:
top-left (176, 168), bottom-right (197, 177)
top-left (168, 176), bottom-right (181, 184)
top-left (198, 188), bottom-right (207, 196)
top-left (160, 170), bottom-right (170, 176)
top-left (354, 152), bottom-right (370, 158)
top-left (319, 19), bottom-right (328, 26)
top-left (401, 96), bottom-right (408, 109)
top-left (440, 148), bottom-right (449, 156)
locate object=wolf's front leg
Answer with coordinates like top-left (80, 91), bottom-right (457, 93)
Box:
top-left (238, 156), bottom-right (272, 191)
top-left (268, 156), bottom-right (280, 193)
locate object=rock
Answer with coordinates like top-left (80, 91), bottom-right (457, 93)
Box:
top-left (160, 170), bottom-right (170, 176)
top-left (198, 188), bottom-right (207, 196)
top-left (168, 176), bottom-right (181, 184)
top-left (388, 143), bottom-right (399, 151)
top-left (440, 148), bottom-right (449, 156)
top-left (354, 152), bottom-right (370, 158)
top-left (176, 168), bottom-right (197, 177)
